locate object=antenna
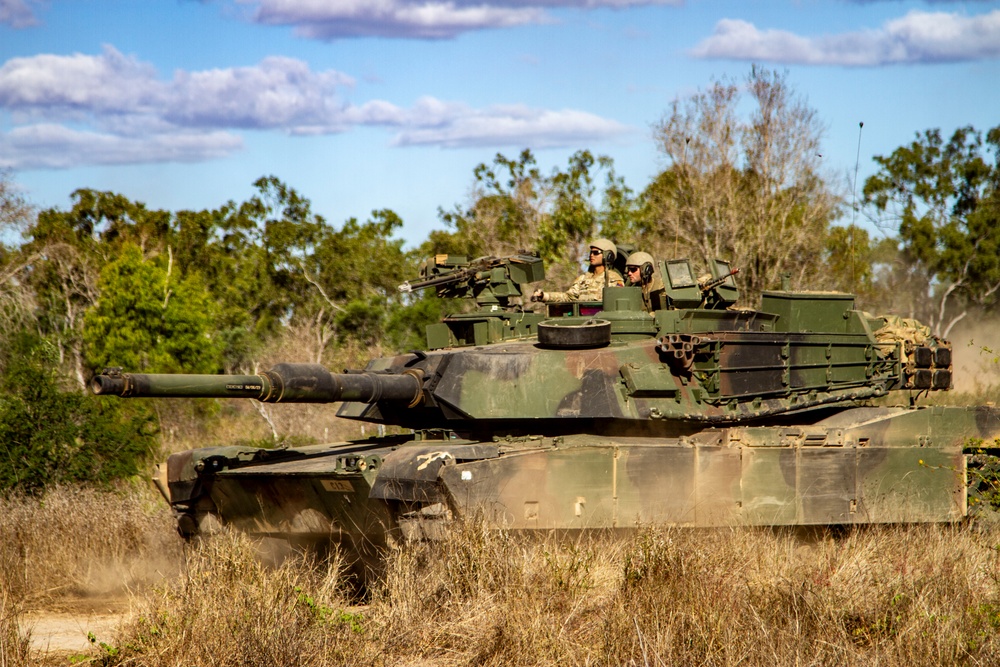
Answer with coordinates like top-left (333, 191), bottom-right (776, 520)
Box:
top-left (851, 121), bottom-right (864, 292)
top-left (852, 122), bottom-right (864, 227)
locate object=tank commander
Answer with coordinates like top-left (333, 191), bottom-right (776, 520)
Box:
top-left (531, 238), bottom-right (624, 303)
top-left (625, 251), bottom-right (665, 312)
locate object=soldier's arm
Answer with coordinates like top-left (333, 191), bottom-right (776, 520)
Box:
top-left (543, 291), bottom-right (572, 303)
top-left (542, 274), bottom-right (588, 303)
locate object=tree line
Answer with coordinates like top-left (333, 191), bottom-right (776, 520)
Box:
top-left (0, 67), bottom-right (997, 491)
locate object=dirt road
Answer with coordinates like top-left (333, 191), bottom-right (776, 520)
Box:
top-left (25, 597), bottom-right (127, 657)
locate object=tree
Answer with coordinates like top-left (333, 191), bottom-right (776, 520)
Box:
top-left (0, 332), bottom-right (156, 493)
top-left (437, 149), bottom-right (549, 259)
top-left (0, 169), bottom-right (31, 230)
top-left (648, 66), bottom-right (839, 304)
top-left (0, 170), bottom-right (36, 343)
top-left (434, 149), bottom-right (647, 291)
top-left (23, 190), bottom-right (172, 387)
top-left (821, 224), bottom-right (900, 311)
top-left (83, 243), bottom-right (220, 373)
top-left (863, 125), bottom-right (1000, 337)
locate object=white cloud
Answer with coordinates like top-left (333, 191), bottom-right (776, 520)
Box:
top-left (165, 56), bottom-right (355, 130)
top-left (0, 47), bottom-right (631, 169)
top-left (248, 0), bottom-right (547, 39)
top-left (240, 0), bottom-right (680, 40)
top-left (0, 124), bottom-right (244, 170)
top-left (0, 47), bottom-right (355, 132)
top-left (690, 9), bottom-right (1000, 66)
top-left (392, 102), bottom-right (632, 147)
top-left (0, 0), bottom-right (37, 28)
top-left (0, 46), bottom-right (161, 115)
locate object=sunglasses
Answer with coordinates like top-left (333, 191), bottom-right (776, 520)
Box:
top-left (589, 249), bottom-right (603, 256)
top-left (626, 266), bottom-right (641, 273)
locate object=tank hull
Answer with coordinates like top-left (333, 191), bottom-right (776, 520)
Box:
top-left (162, 405), bottom-right (996, 567)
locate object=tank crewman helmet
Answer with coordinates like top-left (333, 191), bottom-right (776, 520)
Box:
top-left (626, 251), bottom-right (655, 284)
top-left (590, 238), bottom-right (617, 267)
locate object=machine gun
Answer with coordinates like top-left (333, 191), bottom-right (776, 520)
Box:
top-left (699, 266), bottom-right (740, 295)
top-left (397, 253), bottom-right (544, 309)
top-left (699, 266), bottom-right (740, 308)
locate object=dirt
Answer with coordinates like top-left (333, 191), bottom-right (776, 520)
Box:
top-left (25, 596), bottom-right (128, 657)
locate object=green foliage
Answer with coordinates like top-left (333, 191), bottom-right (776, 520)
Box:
top-left (12, 174), bottom-right (429, 382)
top-left (294, 585), bottom-right (365, 633)
top-left (0, 332), bottom-right (157, 493)
top-left (967, 445), bottom-right (1000, 514)
top-left (433, 149), bottom-right (647, 281)
top-left (83, 243), bottom-right (221, 373)
top-left (822, 225), bottom-right (903, 310)
top-left (863, 124), bottom-right (1000, 336)
top-left (387, 292), bottom-right (447, 351)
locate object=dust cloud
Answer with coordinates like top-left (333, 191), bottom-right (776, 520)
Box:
top-left (946, 318), bottom-right (1000, 395)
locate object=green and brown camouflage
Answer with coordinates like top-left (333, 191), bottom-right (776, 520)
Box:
top-left (92, 253), bottom-right (1000, 571)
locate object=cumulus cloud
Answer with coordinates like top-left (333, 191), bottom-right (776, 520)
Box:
top-left (0, 47), bottom-right (356, 132)
top-left (0, 47), bottom-right (161, 115)
top-left (0, 46), bottom-right (630, 169)
top-left (165, 57), bottom-right (356, 130)
top-left (690, 9), bottom-right (1000, 66)
top-left (239, 0), bottom-right (680, 40)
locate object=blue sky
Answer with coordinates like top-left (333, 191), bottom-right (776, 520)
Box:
top-left (2, 0), bottom-right (999, 245)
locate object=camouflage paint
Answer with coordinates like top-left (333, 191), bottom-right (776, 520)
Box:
top-left (99, 268), bottom-right (983, 570)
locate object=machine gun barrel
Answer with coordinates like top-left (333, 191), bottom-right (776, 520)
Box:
top-left (91, 363), bottom-right (424, 406)
top-left (398, 256), bottom-right (505, 294)
top-left (398, 268), bottom-right (476, 293)
top-left (700, 267), bottom-right (740, 294)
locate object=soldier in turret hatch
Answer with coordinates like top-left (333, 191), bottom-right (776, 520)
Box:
top-left (531, 238), bottom-right (624, 303)
top-left (625, 251), bottom-right (665, 312)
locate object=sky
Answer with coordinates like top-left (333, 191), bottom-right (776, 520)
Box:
top-left (1, 0), bottom-right (999, 246)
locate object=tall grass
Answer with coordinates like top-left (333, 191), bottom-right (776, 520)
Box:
top-left (96, 520), bottom-right (1000, 667)
top-left (0, 587), bottom-right (30, 667)
top-left (0, 484), bottom-right (182, 666)
top-left (0, 484), bottom-right (181, 603)
top-left (7, 486), bottom-right (1000, 666)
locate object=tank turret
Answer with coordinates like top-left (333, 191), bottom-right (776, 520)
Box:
top-left (92, 252), bottom-right (1000, 576)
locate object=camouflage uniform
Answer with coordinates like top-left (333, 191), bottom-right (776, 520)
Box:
top-left (624, 252), bottom-right (664, 312)
top-left (640, 274), bottom-right (665, 312)
top-left (543, 269), bottom-right (625, 302)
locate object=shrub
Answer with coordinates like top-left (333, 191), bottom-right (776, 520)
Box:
top-left (0, 333), bottom-right (157, 493)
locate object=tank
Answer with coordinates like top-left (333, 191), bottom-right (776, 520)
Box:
top-left (93, 252), bottom-right (1000, 571)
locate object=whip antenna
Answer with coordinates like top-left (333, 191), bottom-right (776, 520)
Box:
top-left (851, 121), bottom-right (864, 291)
top-left (852, 121), bottom-right (864, 227)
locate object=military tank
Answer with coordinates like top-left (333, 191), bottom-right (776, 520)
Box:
top-left (92, 251), bottom-right (1000, 570)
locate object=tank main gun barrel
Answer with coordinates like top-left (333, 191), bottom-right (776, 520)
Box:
top-left (91, 363), bottom-right (424, 406)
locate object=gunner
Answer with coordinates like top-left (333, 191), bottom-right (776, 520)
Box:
top-left (531, 239), bottom-right (624, 303)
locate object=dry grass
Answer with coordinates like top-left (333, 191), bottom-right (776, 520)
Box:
top-left (0, 483), bottom-right (182, 666)
top-left (0, 484), bottom-right (182, 605)
top-left (7, 485), bottom-right (1000, 667)
top-left (0, 587), bottom-right (30, 667)
top-left (88, 520), bottom-right (1000, 667)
